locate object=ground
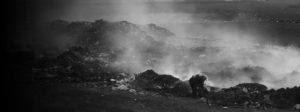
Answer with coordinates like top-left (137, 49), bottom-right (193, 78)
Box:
top-left (9, 81), bottom-right (297, 112)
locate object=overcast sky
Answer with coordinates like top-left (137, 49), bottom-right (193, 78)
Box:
top-left (22, 0), bottom-right (297, 22)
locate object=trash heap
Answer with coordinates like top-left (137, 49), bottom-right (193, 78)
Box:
top-left (131, 70), bottom-right (192, 97)
top-left (208, 83), bottom-right (267, 108)
top-left (268, 86), bottom-right (300, 109)
top-left (32, 19), bottom-right (174, 83)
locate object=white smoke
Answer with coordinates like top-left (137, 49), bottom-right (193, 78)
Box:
top-left (107, 0), bottom-right (300, 89)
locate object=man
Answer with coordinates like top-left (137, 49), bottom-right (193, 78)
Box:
top-left (189, 74), bottom-right (208, 98)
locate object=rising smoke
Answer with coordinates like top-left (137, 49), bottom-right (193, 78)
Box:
top-left (107, 0), bottom-right (300, 89)
top-left (11, 0), bottom-right (299, 89)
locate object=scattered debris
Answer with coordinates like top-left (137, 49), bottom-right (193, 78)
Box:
top-left (129, 89), bottom-right (137, 94)
top-left (112, 85), bottom-right (129, 91)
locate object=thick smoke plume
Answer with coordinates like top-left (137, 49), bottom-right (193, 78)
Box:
top-left (106, 0), bottom-right (300, 89)
top-left (14, 0), bottom-right (299, 89)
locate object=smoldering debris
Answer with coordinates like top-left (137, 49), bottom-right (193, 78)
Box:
top-left (30, 19), bottom-right (300, 89)
top-left (26, 19), bottom-right (299, 109)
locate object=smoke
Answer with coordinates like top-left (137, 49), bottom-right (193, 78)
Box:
top-left (12, 0), bottom-right (299, 89)
top-left (107, 0), bottom-right (300, 89)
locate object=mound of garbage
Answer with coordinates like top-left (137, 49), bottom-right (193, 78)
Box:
top-left (208, 83), bottom-right (267, 107)
top-left (207, 83), bottom-right (300, 109)
top-left (132, 70), bottom-right (192, 97)
top-left (32, 19), bottom-right (175, 82)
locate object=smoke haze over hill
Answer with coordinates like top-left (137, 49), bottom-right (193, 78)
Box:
top-left (68, 0), bottom-right (299, 88)
top-left (9, 0), bottom-right (300, 89)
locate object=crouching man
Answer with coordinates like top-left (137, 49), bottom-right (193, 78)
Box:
top-left (189, 74), bottom-right (208, 98)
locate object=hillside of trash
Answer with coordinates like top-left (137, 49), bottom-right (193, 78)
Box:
top-left (10, 19), bottom-right (300, 110)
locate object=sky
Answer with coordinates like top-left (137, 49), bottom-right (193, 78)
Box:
top-left (22, 0), bottom-right (299, 22)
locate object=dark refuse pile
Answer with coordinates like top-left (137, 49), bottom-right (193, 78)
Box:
top-left (132, 70), bottom-right (192, 97)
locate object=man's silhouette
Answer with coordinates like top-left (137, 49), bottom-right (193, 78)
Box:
top-left (189, 74), bottom-right (208, 98)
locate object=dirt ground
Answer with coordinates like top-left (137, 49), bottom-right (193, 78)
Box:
top-left (7, 81), bottom-right (298, 112)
